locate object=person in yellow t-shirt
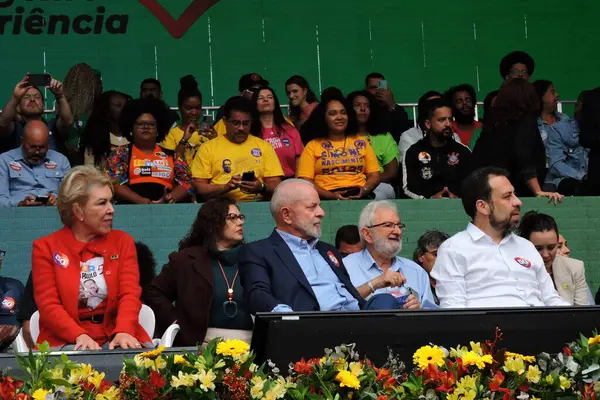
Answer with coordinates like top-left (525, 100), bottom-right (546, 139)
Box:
top-left (192, 96), bottom-right (283, 202)
top-left (297, 94), bottom-right (381, 200)
top-left (161, 75), bottom-right (215, 166)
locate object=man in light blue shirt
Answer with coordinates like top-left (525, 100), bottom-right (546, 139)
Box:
top-left (344, 200), bottom-right (437, 309)
top-left (0, 120), bottom-right (70, 207)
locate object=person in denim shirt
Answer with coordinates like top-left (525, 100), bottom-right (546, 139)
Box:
top-left (534, 80), bottom-right (589, 195)
top-left (0, 121), bottom-right (70, 207)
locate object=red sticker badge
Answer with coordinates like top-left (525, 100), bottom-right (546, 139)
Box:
top-left (1, 297), bottom-right (15, 310)
top-left (53, 252), bottom-right (70, 268)
top-left (9, 161), bottom-right (21, 171)
top-left (514, 257), bottom-right (531, 268)
top-left (327, 251), bottom-right (340, 267)
top-left (44, 161), bottom-right (57, 169)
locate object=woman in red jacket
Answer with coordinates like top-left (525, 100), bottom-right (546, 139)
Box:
top-left (32, 165), bottom-right (151, 350)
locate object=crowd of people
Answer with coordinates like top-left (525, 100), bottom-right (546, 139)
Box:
top-left (2, 51), bottom-right (600, 206)
top-left (0, 49), bottom-right (599, 350)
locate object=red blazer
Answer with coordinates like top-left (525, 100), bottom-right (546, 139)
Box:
top-left (32, 227), bottom-right (151, 347)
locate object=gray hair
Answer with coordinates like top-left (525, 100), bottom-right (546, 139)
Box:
top-left (270, 178), bottom-right (315, 217)
top-left (357, 200), bottom-right (398, 242)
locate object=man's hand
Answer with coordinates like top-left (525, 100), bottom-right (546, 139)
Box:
top-left (18, 196), bottom-right (43, 207)
top-left (430, 188), bottom-right (446, 199)
top-left (375, 88), bottom-right (396, 110)
top-left (374, 270), bottom-right (406, 290)
top-left (13, 74), bottom-right (31, 100)
top-left (446, 187), bottom-right (458, 199)
top-left (151, 197), bottom-right (165, 204)
top-left (348, 187), bottom-right (369, 200)
top-left (47, 78), bottom-right (64, 98)
top-left (74, 334), bottom-right (102, 351)
top-left (109, 332), bottom-right (142, 350)
top-left (402, 294), bottom-right (420, 309)
top-left (226, 174), bottom-right (242, 191)
top-left (536, 191), bottom-right (564, 205)
top-left (46, 194), bottom-right (57, 206)
top-left (239, 179), bottom-right (263, 194)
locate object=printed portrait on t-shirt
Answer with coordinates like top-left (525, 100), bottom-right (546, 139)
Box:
top-left (78, 256), bottom-right (108, 310)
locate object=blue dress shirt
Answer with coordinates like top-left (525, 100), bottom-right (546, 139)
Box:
top-left (273, 230), bottom-right (360, 312)
top-left (0, 147), bottom-right (70, 207)
top-left (343, 248), bottom-right (438, 309)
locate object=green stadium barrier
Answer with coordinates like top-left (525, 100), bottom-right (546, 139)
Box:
top-left (1, 198), bottom-right (599, 294)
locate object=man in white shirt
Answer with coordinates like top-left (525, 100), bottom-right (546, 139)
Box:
top-left (431, 166), bottom-right (569, 308)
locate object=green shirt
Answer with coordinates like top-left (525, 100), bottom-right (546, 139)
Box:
top-left (366, 133), bottom-right (400, 172)
top-left (66, 114), bottom-right (89, 151)
top-left (469, 126), bottom-right (483, 151)
top-left (208, 246), bottom-right (253, 330)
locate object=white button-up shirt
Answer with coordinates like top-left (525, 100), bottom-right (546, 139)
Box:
top-left (430, 223), bottom-right (570, 308)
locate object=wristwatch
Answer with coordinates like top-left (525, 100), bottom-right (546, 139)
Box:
top-left (259, 182), bottom-right (266, 193)
top-left (367, 280), bottom-right (376, 294)
top-left (179, 138), bottom-right (189, 146)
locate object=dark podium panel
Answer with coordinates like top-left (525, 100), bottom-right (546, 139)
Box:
top-left (251, 307), bottom-right (600, 369)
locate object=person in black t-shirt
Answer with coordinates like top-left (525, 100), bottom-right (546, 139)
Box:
top-left (403, 98), bottom-right (472, 199)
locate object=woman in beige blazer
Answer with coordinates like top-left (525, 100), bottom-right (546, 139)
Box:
top-left (519, 211), bottom-right (591, 305)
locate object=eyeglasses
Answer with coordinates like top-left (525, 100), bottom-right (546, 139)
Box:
top-left (509, 68), bottom-right (530, 78)
top-left (134, 121), bottom-right (157, 129)
top-left (228, 120), bottom-right (251, 129)
top-left (226, 213), bottom-right (246, 222)
top-left (368, 222), bottom-right (406, 232)
top-left (0, 250), bottom-right (5, 259)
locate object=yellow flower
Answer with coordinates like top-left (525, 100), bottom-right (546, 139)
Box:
top-left (470, 341), bottom-right (483, 356)
top-left (462, 351), bottom-right (492, 369)
top-left (335, 370), bottom-right (361, 390)
top-left (589, 335), bottom-right (600, 346)
top-left (503, 357), bottom-right (525, 375)
top-left (265, 378), bottom-right (287, 400)
top-left (171, 371), bottom-right (195, 388)
top-left (134, 354), bottom-right (154, 369)
top-left (505, 351), bottom-right (536, 363)
top-left (154, 356), bottom-right (167, 370)
top-left (49, 367), bottom-right (63, 380)
top-left (251, 384), bottom-right (265, 399)
top-left (195, 369), bottom-right (217, 392)
top-left (413, 345), bottom-right (446, 369)
top-left (458, 375), bottom-right (478, 391)
top-left (96, 386), bottom-right (120, 400)
top-left (526, 365), bottom-right (541, 383)
top-left (349, 362), bottom-right (363, 377)
top-left (216, 339), bottom-right (250, 358)
top-left (532, 397), bottom-right (541, 400)
top-left (546, 375), bottom-right (554, 385)
top-left (250, 363), bottom-right (259, 373)
top-left (173, 355), bottom-right (187, 365)
top-left (88, 371), bottom-right (106, 388)
top-left (32, 389), bottom-right (51, 400)
top-left (140, 345), bottom-right (165, 359)
top-left (559, 376), bottom-right (571, 390)
top-left (448, 388), bottom-right (476, 400)
top-left (450, 345), bottom-right (468, 358)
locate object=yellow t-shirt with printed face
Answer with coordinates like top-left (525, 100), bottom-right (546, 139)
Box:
top-left (191, 134), bottom-right (284, 202)
top-left (161, 126), bottom-right (209, 166)
top-left (296, 135), bottom-right (381, 191)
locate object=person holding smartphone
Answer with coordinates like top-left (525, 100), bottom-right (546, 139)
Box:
top-left (0, 73), bottom-right (73, 155)
top-left (297, 92), bottom-right (381, 200)
top-left (364, 72), bottom-right (410, 142)
top-left (0, 120), bottom-right (70, 207)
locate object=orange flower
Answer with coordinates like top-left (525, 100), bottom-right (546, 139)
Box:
top-left (436, 371), bottom-right (456, 393)
top-left (376, 396), bottom-right (389, 400)
top-left (294, 358), bottom-right (316, 375)
top-left (376, 368), bottom-right (391, 382)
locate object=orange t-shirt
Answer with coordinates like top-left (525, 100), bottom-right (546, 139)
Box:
top-left (296, 135), bottom-right (380, 191)
top-left (129, 144), bottom-right (175, 189)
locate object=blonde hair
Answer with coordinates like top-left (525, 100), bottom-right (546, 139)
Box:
top-left (57, 166), bottom-right (113, 226)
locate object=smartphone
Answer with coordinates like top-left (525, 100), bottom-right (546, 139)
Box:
top-left (241, 171), bottom-right (256, 182)
top-left (344, 187), bottom-right (361, 197)
top-left (378, 80), bottom-right (388, 90)
top-left (28, 74), bottom-right (51, 87)
top-left (34, 195), bottom-right (49, 204)
top-left (199, 115), bottom-right (215, 134)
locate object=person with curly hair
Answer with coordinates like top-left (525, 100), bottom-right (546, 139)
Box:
top-left (104, 98), bottom-right (193, 204)
top-left (80, 90), bottom-right (132, 167)
top-left (499, 50), bottom-right (535, 81)
top-left (144, 197), bottom-right (252, 346)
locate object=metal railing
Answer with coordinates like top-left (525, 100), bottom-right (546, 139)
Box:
top-left (36, 100), bottom-right (577, 128)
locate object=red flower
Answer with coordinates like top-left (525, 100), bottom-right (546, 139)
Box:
top-left (518, 383), bottom-right (529, 392)
top-left (0, 376), bottom-right (24, 399)
top-left (383, 377), bottom-right (396, 389)
top-left (584, 383), bottom-right (596, 400)
top-left (15, 394), bottom-right (31, 400)
top-left (489, 370), bottom-right (505, 391)
top-left (376, 396), bottom-right (389, 400)
top-left (136, 379), bottom-right (158, 400)
top-left (435, 371), bottom-right (456, 393)
top-left (376, 368), bottom-right (391, 382)
top-left (294, 358), bottom-right (316, 375)
top-left (149, 370), bottom-right (166, 390)
top-left (563, 346), bottom-right (573, 356)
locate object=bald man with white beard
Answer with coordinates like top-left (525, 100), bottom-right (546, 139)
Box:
top-left (238, 179), bottom-right (402, 313)
top-left (343, 200), bottom-right (437, 309)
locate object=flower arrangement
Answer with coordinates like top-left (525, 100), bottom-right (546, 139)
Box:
top-left (4, 331), bottom-right (600, 399)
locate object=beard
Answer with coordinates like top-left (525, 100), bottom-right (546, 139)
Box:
top-left (489, 205), bottom-right (519, 238)
top-left (372, 235), bottom-right (402, 258)
top-left (296, 218), bottom-right (322, 239)
top-left (453, 107), bottom-right (476, 125)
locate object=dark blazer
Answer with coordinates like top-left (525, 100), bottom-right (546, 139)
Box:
top-left (239, 230), bottom-right (365, 313)
top-left (144, 246), bottom-right (214, 347)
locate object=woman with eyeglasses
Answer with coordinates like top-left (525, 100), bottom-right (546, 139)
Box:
top-left (145, 197), bottom-right (252, 346)
top-left (104, 98), bottom-right (193, 204)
